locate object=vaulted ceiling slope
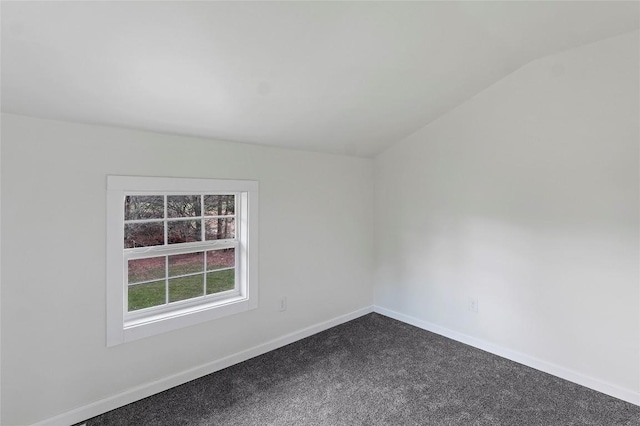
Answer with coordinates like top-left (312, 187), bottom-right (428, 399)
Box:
top-left (2, 2), bottom-right (638, 157)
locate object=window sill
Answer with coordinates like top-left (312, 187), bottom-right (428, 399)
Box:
top-left (109, 295), bottom-right (257, 346)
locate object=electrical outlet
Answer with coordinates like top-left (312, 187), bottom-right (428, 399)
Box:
top-left (469, 297), bottom-right (478, 313)
top-left (278, 297), bottom-right (287, 312)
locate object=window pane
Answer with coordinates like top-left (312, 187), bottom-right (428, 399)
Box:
top-left (206, 270), bottom-right (235, 295)
top-left (128, 280), bottom-right (166, 311)
top-left (167, 195), bottom-right (201, 218)
top-left (205, 218), bottom-right (235, 240)
top-left (128, 256), bottom-right (165, 284)
top-left (125, 195), bottom-right (164, 220)
top-left (204, 195), bottom-right (235, 216)
top-left (206, 248), bottom-right (235, 271)
top-left (168, 220), bottom-right (201, 244)
top-left (125, 222), bottom-right (164, 248)
top-left (168, 252), bottom-right (204, 277)
top-left (169, 275), bottom-right (204, 302)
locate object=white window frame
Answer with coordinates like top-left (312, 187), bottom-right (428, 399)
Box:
top-left (106, 176), bottom-right (258, 346)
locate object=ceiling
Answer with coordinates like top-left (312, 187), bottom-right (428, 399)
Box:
top-left (2, 1), bottom-right (638, 157)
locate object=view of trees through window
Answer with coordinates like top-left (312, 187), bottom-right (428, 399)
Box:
top-left (124, 194), bottom-right (237, 311)
top-left (124, 194), bottom-right (235, 248)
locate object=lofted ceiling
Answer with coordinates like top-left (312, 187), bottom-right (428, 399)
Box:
top-left (2, 1), bottom-right (639, 157)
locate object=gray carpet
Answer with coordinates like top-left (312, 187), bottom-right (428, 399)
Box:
top-left (83, 313), bottom-right (640, 425)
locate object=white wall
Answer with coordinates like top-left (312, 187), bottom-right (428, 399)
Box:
top-left (375, 30), bottom-right (639, 398)
top-left (0, 114), bottom-right (374, 425)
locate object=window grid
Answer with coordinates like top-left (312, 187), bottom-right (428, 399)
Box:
top-left (124, 193), bottom-right (238, 314)
top-left (123, 195), bottom-right (236, 248)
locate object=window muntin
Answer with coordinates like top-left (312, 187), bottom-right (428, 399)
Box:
top-left (107, 176), bottom-right (258, 346)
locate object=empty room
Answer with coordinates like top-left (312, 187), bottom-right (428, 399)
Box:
top-left (1, 1), bottom-right (639, 425)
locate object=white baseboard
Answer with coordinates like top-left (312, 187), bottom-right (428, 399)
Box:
top-left (31, 304), bottom-right (638, 425)
top-left (30, 306), bottom-right (374, 426)
top-left (373, 305), bottom-right (640, 407)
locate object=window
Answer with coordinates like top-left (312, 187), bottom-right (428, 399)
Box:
top-left (107, 176), bottom-right (258, 346)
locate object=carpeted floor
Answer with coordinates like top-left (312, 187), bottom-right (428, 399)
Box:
top-left (83, 313), bottom-right (640, 425)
